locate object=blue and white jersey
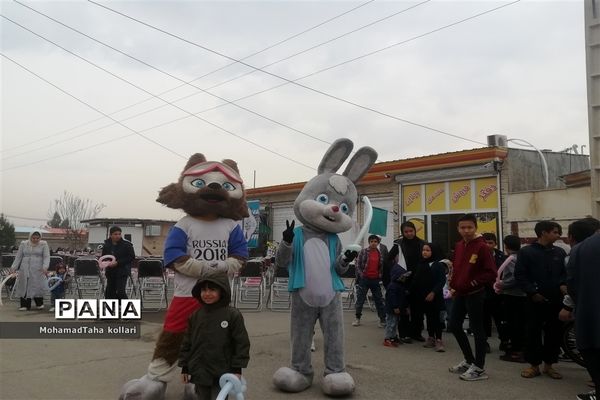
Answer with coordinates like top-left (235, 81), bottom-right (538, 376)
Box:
top-left (164, 216), bottom-right (248, 297)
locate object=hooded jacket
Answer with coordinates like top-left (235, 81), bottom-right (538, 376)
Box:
top-left (411, 243), bottom-right (447, 309)
top-left (450, 236), bottom-right (497, 296)
top-left (179, 269), bottom-right (250, 386)
top-left (385, 264), bottom-right (409, 314)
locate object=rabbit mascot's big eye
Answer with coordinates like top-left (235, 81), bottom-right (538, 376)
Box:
top-left (273, 138), bottom-right (377, 396)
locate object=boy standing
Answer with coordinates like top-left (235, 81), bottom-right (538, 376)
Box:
top-left (353, 235), bottom-right (386, 327)
top-left (179, 269), bottom-right (250, 400)
top-left (515, 221), bottom-right (567, 380)
top-left (448, 214), bottom-right (497, 381)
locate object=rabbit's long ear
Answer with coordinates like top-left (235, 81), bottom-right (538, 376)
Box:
top-left (342, 146), bottom-right (378, 183)
top-left (318, 138), bottom-right (354, 174)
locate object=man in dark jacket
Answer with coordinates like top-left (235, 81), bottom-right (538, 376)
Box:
top-left (567, 228), bottom-right (600, 400)
top-left (102, 226), bottom-right (135, 301)
top-left (515, 221), bottom-right (567, 380)
top-left (179, 269), bottom-right (250, 399)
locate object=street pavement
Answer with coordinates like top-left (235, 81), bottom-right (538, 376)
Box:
top-left (0, 304), bottom-right (591, 400)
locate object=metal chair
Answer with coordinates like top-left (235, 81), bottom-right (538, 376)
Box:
top-left (73, 257), bottom-right (105, 299)
top-left (137, 259), bottom-right (168, 311)
top-left (267, 266), bottom-right (290, 311)
top-left (0, 254), bottom-right (17, 302)
top-left (234, 260), bottom-right (265, 311)
top-left (340, 264), bottom-right (357, 310)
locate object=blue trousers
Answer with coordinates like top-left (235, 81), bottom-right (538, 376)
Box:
top-left (354, 277), bottom-right (385, 321)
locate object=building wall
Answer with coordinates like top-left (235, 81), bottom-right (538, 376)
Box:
top-left (506, 149), bottom-right (589, 192)
top-left (505, 186), bottom-right (592, 239)
top-left (141, 222), bottom-right (174, 256)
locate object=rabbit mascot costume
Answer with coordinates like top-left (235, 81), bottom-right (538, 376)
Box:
top-left (273, 138), bottom-right (377, 396)
top-left (120, 153), bottom-right (249, 400)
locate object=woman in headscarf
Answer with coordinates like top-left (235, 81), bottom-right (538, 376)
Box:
top-left (11, 230), bottom-right (50, 310)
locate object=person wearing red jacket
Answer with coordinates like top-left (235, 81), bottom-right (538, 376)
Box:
top-left (447, 214), bottom-right (497, 381)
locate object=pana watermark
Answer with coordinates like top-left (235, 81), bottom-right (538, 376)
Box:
top-left (54, 299), bottom-right (141, 320)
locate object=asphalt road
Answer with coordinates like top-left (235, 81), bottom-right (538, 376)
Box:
top-left (0, 305), bottom-right (590, 400)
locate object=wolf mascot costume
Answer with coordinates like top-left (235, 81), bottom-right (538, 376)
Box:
top-left (273, 139), bottom-right (377, 396)
top-left (120, 153), bottom-right (249, 400)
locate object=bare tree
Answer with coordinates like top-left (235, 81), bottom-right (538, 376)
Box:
top-left (48, 191), bottom-right (106, 249)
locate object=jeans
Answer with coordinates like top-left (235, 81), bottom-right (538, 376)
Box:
top-left (581, 348), bottom-right (600, 391)
top-left (449, 290), bottom-right (487, 369)
top-left (524, 300), bottom-right (562, 366)
top-left (501, 295), bottom-right (527, 352)
top-left (384, 312), bottom-right (399, 339)
top-left (354, 277), bottom-right (386, 321)
top-left (105, 272), bottom-right (129, 300)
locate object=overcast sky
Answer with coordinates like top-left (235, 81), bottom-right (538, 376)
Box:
top-left (0, 0), bottom-right (589, 227)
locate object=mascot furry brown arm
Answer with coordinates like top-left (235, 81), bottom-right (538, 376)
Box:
top-left (120, 153), bottom-right (249, 400)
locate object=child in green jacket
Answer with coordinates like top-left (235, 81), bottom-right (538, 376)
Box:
top-left (179, 269), bottom-right (250, 400)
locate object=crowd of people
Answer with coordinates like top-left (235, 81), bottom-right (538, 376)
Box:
top-left (350, 215), bottom-right (599, 400)
top-left (7, 225), bottom-right (136, 311)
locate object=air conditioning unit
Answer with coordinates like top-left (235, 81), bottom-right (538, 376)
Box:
top-left (487, 135), bottom-right (508, 147)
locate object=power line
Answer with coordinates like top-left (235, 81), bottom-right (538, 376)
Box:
top-left (5, 0), bottom-right (494, 160)
top-left (88, 0), bottom-right (519, 147)
top-left (3, 0), bottom-right (520, 169)
top-left (0, 16), bottom-right (315, 170)
top-left (6, 0), bottom-right (424, 160)
top-left (3, 214), bottom-right (48, 221)
top-left (0, 53), bottom-right (314, 172)
top-left (0, 49), bottom-right (185, 160)
top-left (4, 0), bottom-right (332, 161)
top-left (200, 0), bottom-right (433, 94)
top-left (2, 0), bottom-right (374, 154)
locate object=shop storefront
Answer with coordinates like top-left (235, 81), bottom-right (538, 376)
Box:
top-left (401, 176), bottom-right (501, 256)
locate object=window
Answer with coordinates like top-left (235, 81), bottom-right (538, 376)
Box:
top-left (145, 225), bottom-right (161, 236)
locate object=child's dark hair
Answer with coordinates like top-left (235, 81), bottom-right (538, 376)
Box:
top-left (400, 221), bottom-right (416, 232)
top-left (568, 217), bottom-right (600, 244)
top-left (482, 232), bottom-right (497, 243)
top-left (534, 221), bottom-right (562, 238)
top-left (458, 214), bottom-right (478, 227)
top-left (199, 280), bottom-right (222, 292)
top-left (422, 242), bottom-right (444, 262)
top-left (503, 235), bottom-right (521, 252)
top-left (368, 234), bottom-right (381, 242)
top-left (56, 263), bottom-right (66, 271)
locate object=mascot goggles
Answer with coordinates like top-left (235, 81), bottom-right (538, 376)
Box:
top-left (183, 162), bottom-right (243, 184)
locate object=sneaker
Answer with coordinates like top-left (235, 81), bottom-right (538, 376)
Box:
top-left (435, 339), bottom-right (446, 352)
top-left (49, 307), bottom-right (55, 312)
top-left (460, 364), bottom-right (489, 381)
top-left (576, 390), bottom-right (596, 400)
top-left (18, 307), bottom-right (28, 311)
top-left (352, 319), bottom-right (361, 327)
top-left (449, 360), bottom-right (471, 374)
top-left (423, 337), bottom-right (435, 348)
top-left (383, 339), bottom-right (399, 348)
top-left (401, 337), bottom-right (413, 344)
top-left (412, 335), bottom-right (426, 342)
top-left (36, 305), bottom-right (44, 310)
top-left (378, 320), bottom-right (386, 328)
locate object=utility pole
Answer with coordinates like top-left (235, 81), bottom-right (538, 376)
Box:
top-left (585, 0), bottom-right (600, 218)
